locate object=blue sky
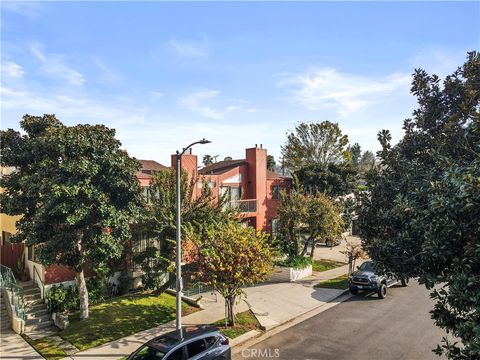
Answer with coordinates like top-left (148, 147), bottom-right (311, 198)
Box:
top-left (1, 1), bottom-right (479, 166)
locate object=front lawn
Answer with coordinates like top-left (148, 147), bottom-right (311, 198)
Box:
top-left (314, 274), bottom-right (350, 289)
top-left (212, 310), bottom-right (261, 339)
top-left (312, 259), bottom-right (346, 272)
top-left (23, 336), bottom-right (67, 360)
top-left (59, 292), bottom-right (198, 351)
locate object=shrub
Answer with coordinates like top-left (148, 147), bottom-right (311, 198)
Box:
top-left (276, 255), bottom-right (312, 269)
top-left (46, 284), bottom-right (79, 313)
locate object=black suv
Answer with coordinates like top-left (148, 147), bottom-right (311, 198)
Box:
top-left (128, 325), bottom-right (231, 360)
top-left (349, 261), bottom-right (408, 299)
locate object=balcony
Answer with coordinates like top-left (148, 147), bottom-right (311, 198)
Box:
top-left (225, 199), bottom-right (257, 214)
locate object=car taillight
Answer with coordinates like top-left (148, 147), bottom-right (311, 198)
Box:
top-left (220, 336), bottom-right (229, 345)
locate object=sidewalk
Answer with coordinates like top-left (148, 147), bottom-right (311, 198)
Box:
top-left (0, 330), bottom-right (43, 360)
top-left (64, 266), bottom-right (349, 360)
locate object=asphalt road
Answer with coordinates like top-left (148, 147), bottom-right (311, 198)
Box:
top-left (235, 281), bottom-right (449, 360)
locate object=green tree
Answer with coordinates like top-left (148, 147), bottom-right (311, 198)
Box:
top-left (267, 155), bottom-right (276, 172)
top-left (358, 150), bottom-right (376, 174)
top-left (0, 115), bottom-right (142, 320)
top-left (281, 121), bottom-right (350, 172)
top-left (358, 52), bottom-right (480, 358)
top-left (295, 162), bottom-right (357, 197)
top-left (136, 168), bottom-right (231, 290)
top-left (277, 189), bottom-right (343, 259)
top-left (202, 154), bottom-right (214, 166)
top-left (186, 221), bottom-right (274, 326)
top-left (348, 143), bottom-right (362, 166)
top-left (281, 121), bottom-right (356, 196)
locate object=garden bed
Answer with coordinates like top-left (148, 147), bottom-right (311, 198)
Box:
top-left (312, 259), bottom-right (346, 272)
top-left (212, 310), bottom-right (261, 339)
top-left (267, 264), bottom-right (313, 282)
top-left (314, 274), bottom-right (350, 289)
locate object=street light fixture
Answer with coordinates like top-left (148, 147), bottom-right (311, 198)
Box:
top-left (175, 138), bottom-right (211, 337)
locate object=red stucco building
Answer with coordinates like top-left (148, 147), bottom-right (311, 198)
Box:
top-left (1, 146), bottom-right (290, 289)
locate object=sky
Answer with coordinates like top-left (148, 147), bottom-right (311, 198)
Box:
top-left (1, 1), bottom-right (479, 166)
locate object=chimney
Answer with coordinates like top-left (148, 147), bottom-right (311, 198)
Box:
top-left (245, 146), bottom-right (267, 230)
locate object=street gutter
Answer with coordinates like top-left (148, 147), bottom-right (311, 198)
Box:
top-left (231, 290), bottom-right (352, 355)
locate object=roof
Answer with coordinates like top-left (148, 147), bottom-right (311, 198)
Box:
top-left (135, 171), bottom-right (151, 180)
top-left (137, 159), bottom-right (168, 174)
top-left (267, 170), bottom-right (290, 180)
top-left (199, 159), bottom-right (246, 175)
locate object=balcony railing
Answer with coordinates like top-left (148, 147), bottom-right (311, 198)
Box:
top-left (225, 199), bottom-right (257, 213)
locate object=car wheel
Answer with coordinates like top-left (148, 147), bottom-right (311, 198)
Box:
top-left (349, 288), bottom-right (358, 295)
top-left (378, 283), bottom-right (387, 299)
top-left (401, 277), bottom-right (409, 287)
top-left (325, 240), bottom-right (332, 247)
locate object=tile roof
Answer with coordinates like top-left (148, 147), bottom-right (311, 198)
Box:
top-left (199, 159), bottom-right (246, 175)
top-left (267, 170), bottom-right (290, 179)
top-left (138, 159), bottom-right (168, 174)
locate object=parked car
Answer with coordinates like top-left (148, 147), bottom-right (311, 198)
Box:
top-left (349, 261), bottom-right (408, 299)
top-left (127, 325), bottom-right (231, 360)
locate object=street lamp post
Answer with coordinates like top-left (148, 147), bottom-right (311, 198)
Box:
top-left (175, 138), bottom-right (211, 337)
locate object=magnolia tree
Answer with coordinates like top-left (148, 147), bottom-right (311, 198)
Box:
top-left (358, 52), bottom-right (480, 358)
top-left (186, 221), bottom-right (274, 326)
top-left (0, 115), bottom-right (142, 320)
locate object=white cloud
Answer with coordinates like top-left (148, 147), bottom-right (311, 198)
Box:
top-left (92, 57), bottom-right (121, 84)
top-left (279, 67), bottom-right (410, 116)
top-left (30, 43), bottom-right (86, 86)
top-left (162, 36), bottom-right (209, 59)
top-left (150, 91), bottom-right (164, 100)
top-left (1, 1), bottom-right (42, 18)
top-left (1, 61), bottom-right (25, 78)
top-left (179, 89), bottom-right (250, 120)
top-left (410, 49), bottom-right (467, 78)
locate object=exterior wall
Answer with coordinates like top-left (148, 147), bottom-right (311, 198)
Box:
top-left (245, 147), bottom-right (267, 230)
top-left (265, 177), bottom-right (292, 233)
top-left (1, 168), bottom-right (22, 245)
top-left (171, 152), bottom-right (199, 197)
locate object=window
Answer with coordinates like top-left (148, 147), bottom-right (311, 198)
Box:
top-left (204, 336), bottom-right (218, 349)
top-left (166, 347), bottom-right (184, 360)
top-left (187, 339), bottom-right (206, 358)
top-left (2, 231), bottom-right (12, 245)
top-left (131, 345), bottom-right (166, 360)
top-left (142, 187), bottom-right (150, 203)
top-left (220, 186), bottom-right (241, 201)
top-left (271, 219), bottom-right (279, 236)
top-left (271, 185), bottom-right (282, 200)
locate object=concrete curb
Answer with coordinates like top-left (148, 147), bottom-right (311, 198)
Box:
top-left (231, 290), bottom-right (351, 353)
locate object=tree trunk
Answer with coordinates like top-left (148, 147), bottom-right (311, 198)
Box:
top-left (300, 239), bottom-right (310, 257)
top-left (76, 268), bottom-right (89, 320)
top-left (310, 240), bottom-right (317, 258)
top-left (225, 296), bottom-right (235, 326)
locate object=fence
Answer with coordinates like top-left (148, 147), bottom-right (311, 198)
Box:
top-left (0, 243), bottom-right (25, 278)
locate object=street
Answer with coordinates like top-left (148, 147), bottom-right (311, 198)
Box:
top-left (235, 281), bottom-right (449, 360)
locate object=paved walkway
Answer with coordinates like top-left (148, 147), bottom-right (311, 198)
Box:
top-left (0, 330), bottom-right (43, 360)
top-left (64, 267), bottom-right (348, 360)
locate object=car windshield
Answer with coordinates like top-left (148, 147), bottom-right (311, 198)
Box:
top-left (131, 345), bottom-right (166, 360)
top-left (358, 262), bottom-right (374, 272)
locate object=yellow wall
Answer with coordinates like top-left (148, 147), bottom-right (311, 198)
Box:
top-left (1, 167), bottom-right (20, 236)
top-left (0, 214), bottom-right (19, 235)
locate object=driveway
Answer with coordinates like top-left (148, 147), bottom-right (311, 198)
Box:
top-left (312, 235), bottom-right (362, 263)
